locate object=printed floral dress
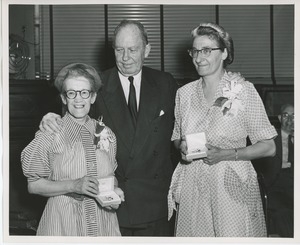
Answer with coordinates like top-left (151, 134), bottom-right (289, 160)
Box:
top-left (21, 113), bottom-right (121, 236)
top-left (168, 72), bottom-right (277, 237)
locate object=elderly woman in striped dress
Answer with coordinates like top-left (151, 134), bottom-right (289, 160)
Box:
top-left (21, 63), bottom-right (124, 236)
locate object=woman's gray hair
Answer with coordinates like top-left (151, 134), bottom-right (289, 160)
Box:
top-left (54, 63), bottom-right (102, 93)
top-left (112, 19), bottom-right (149, 48)
top-left (191, 22), bottom-right (234, 67)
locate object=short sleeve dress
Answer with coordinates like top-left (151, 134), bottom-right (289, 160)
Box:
top-left (21, 112), bottom-right (121, 236)
top-left (168, 72), bottom-right (277, 237)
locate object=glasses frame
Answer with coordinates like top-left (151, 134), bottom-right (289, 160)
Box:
top-left (64, 89), bottom-right (92, 99)
top-left (188, 47), bottom-right (222, 58)
top-left (281, 112), bottom-right (294, 121)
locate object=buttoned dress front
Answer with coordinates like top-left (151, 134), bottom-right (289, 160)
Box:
top-left (168, 72), bottom-right (277, 237)
top-left (21, 113), bottom-right (121, 236)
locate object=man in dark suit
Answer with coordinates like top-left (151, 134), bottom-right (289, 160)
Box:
top-left (253, 103), bottom-right (294, 237)
top-left (94, 20), bottom-right (178, 235)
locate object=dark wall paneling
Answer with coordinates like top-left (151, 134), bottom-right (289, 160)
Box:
top-left (52, 5), bottom-right (106, 75)
top-left (9, 79), bottom-right (61, 235)
top-left (273, 5), bottom-right (294, 84)
top-left (163, 5), bottom-right (216, 80)
top-left (219, 5), bottom-right (272, 84)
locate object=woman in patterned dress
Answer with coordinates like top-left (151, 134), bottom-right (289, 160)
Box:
top-left (21, 63), bottom-right (124, 236)
top-left (168, 22), bottom-right (277, 237)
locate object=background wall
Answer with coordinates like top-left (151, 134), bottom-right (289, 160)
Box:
top-left (9, 4), bottom-right (294, 84)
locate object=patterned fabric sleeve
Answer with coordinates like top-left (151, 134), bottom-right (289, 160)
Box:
top-left (168, 88), bottom-right (186, 220)
top-left (171, 90), bottom-right (182, 141)
top-left (21, 130), bottom-right (54, 182)
top-left (243, 82), bottom-right (277, 144)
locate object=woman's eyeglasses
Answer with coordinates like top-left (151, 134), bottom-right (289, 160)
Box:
top-left (187, 47), bottom-right (222, 58)
top-left (65, 89), bottom-right (92, 99)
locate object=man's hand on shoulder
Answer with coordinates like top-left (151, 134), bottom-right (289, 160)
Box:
top-left (39, 112), bottom-right (62, 133)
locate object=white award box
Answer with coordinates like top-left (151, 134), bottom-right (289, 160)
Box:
top-left (96, 176), bottom-right (121, 207)
top-left (182, 132), bottom-right (208, 161)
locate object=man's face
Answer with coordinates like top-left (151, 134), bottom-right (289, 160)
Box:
top-left (279, 105), bottom-right (294, 135)
top-left (114, 24), bottom-right (151, 77)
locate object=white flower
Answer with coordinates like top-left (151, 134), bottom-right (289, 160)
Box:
top-left (96, 128), bottom-right (113, 152)
top-left (94, 117), bottom-right (113, 152)
top-left (215, 79), bottom-right (244, 117)
top-left (222, 80), bottom-right (243, 100)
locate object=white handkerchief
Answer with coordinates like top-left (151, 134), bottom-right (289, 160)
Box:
top-left (159, 110), bottom-right (165, 116)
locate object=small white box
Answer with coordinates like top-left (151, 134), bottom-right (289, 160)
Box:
top-left (181, 132), bottom-right (208, 161)
top-left (96, 176), bottom-right (121, 207)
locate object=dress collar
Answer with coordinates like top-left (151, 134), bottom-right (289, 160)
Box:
top-left (197, 70), bottom-right (230, 106)
top-left (63, 112), bottom-right (95, 144)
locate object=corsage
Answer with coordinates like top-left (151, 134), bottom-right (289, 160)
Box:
top-left (213, 78), bottom-right (245, 117)
top-left (94, 116), bottom-right (113, 152)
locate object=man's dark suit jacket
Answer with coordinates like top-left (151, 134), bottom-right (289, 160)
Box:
top-left (252, 128), bottom-right (293, 191)
top-left (252, 129), bottom-right (294, 237)
top-left (93, 66), bottom-right (177, 227)
top-left (252, 129), bottom-right (282, 190)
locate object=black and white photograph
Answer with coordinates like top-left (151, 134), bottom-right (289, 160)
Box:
top-left (1, 0), bottom-right (299, 244)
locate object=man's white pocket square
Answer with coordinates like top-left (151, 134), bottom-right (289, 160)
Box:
top-left (159, 110), bottom-right (165, 116)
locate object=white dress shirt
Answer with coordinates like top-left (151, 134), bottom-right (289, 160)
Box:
top-left (281, 129), bottom-right (292, 169)
top-left (118, 71), bottom-right (142, 110)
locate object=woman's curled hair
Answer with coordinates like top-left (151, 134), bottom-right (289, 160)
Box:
top-left (54, 63), bottom-right (103, 94)
top-left (191, 22), bottom-right (234, 67)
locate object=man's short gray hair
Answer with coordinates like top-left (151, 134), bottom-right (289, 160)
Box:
top-left (112, 19), bottom-right (149, 48)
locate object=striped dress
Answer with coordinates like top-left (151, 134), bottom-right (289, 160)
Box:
top-left (21, 113), bottom-right (121, 236)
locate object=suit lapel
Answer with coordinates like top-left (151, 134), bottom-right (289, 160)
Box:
top-left (101, 69), bottom-right (135, 152)
top-left (129, 71), bottom-right (159, 158)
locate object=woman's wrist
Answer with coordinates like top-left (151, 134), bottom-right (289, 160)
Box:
top-left (68, 179), bottom-right (76, 193)
top-left (219, 148), bottom-right (235, 162)
top-left (224, 148), bottom-right (238, 161)
top-left (234, 148), bottom-right (239, 161)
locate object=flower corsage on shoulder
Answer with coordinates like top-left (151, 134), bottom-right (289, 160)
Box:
top-left (213, 78), bottom-right (245, 117)
top-left (94, 116), bottom-right (114, 152)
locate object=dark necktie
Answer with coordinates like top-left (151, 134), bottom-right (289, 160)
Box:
top-left (128, 76), bottom-right (138, 127)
